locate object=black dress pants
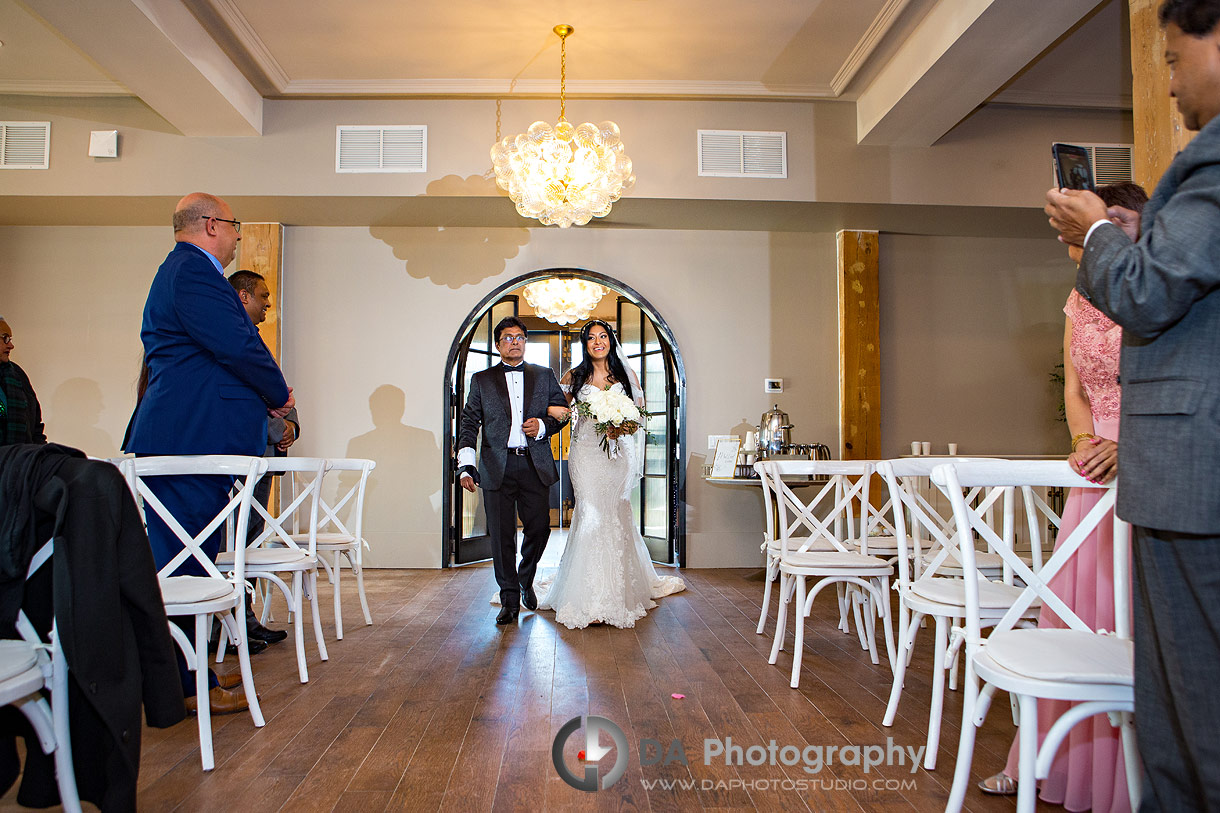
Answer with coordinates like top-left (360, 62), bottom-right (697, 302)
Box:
top-left (1131, 526), bottom-right (1220, 812)
top-left (484, 453), bottom-right (550, 601)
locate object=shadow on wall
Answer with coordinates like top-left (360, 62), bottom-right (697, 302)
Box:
top-left (48, 377), bottom-right (117, 458)
top-left (339, 385), bottom-right (442, 566)
top-left (369, 175), bottom-right (530, 289)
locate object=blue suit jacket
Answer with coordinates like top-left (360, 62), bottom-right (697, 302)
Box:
top-left (1077, 114), bottom-right (1220, 533)
top-left (125, 242), bottom-right (289, 456)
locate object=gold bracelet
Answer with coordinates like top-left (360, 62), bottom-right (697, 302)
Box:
top-left (1070, 432), bottom-right (1095, 452)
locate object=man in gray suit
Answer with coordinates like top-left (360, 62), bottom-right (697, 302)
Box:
top-left (457, 317), bottom-right (568, 625)
top-left (1046, 0), bottom-right (1220, 806)
top-left (229, 269), bottom-right (297, 646)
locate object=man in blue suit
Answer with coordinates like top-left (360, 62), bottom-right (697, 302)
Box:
top-left (1046, 1), bottom-right (1220, 807)
top-left (124, 192), bottom-right (294, 713)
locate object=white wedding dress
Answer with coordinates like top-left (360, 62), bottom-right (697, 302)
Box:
top-left (540, 382), bottom-right (685, 629)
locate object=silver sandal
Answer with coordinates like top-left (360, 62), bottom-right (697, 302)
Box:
top-left (978, 772), bottom-right (1018, 795)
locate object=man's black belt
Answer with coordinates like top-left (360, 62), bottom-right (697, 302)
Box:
top-left (507, 447), bottom-right (528, 456)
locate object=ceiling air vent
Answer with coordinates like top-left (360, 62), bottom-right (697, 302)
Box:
top-left (1051, 142), bottom-right (1134, 187)
top-left (698, 130), bottom-right (786, 178)
top-left (336, 125), bottom-right (426, 173)
top-left (1, 121), bottom-right (51, 170)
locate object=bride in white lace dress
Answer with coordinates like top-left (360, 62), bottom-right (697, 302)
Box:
top-left (540, 320), bottom-right (684, 629)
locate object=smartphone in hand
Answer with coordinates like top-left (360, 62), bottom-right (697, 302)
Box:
top-left (1053, 143), bottom-right (1095, 191)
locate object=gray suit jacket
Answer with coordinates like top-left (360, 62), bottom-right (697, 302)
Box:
top-left (1077, 114), bottom-right (1220, 533)
top-left (457, 363), bottom-right (567, 490)
top-left (266, 406), bottom-right (299, 458)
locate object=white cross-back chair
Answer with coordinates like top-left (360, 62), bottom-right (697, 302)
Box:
top-left (284, 459), bottom-right (375, 639)
top-left (217, 457), bottom-right (328, 683)
top-left (932, 460), bottom-right (1138, 813)
top-left (119, 455), bottom-right (267, 771)
top-left (756, 471), bottom-right (843, 637)
top-left (756, 460), bottom-right (895, 688)
top-left (0, 540), bottom-right (81, 813)
top-left (877, 458), bottom-right (1041, 770)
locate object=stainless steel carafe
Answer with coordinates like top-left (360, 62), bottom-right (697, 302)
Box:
top-left (756, 404), bottom-right (793, 458)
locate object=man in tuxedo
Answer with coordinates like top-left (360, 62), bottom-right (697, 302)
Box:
top-left (124, 192), bottom-right (294, 713)
top-left (1046, 1), bottom-right (1220, 806)
top-left (457, 317), bottom-right (568, 624)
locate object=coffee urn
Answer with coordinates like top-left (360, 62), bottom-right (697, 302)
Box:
top-left (756, 404), bottom-right (793, 458)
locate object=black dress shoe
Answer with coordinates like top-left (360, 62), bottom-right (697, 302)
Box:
top-left (209, 622), bottom-right (269, 655)
top-left (521, 585), bottom-right (538, 611)
top-left (496, 592), bottom-right (520, 625)
top-left (246, 608), bottom-right (288, 644)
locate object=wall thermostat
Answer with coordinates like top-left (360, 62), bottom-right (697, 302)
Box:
top-left (764, 378), bottom-right (783, 393)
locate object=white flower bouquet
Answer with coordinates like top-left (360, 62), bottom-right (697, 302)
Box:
top-left (574, 385), bottom-right (646, 458)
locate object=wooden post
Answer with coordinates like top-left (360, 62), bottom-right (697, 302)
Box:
top-left (1129, 0), bottom-right (1194, 190)
top-left (837, 230), bottom-right (880, 462)
top-left (238, 223), bottom-right (284, 361)
top-left (238, 223), bottom-right (285, 513)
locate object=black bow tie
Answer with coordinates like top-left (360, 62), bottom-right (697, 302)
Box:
top-left (499, 363), bottom-right (525, 373)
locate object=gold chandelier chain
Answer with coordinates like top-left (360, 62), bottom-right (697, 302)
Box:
top-left (559, 33), bottom-right (567, 123)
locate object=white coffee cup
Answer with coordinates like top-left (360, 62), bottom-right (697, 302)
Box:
top-left (947, 443), bottom-right (958, 455)
top-left (921, 441), bottom-right (932, 455)
top-left (910, 441), bottom-right (921, 455)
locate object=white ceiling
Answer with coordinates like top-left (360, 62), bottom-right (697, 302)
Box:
top-left (2, 0), bottom-right (1129, 142)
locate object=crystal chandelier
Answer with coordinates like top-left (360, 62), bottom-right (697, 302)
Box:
top-left (523, 278), bottom-right (607, 325)
top-left (490, 25), bottom-right (635, 228)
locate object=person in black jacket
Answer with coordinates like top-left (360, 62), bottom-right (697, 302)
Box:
top-left (0, 318), bottom-right (47, 447)
top-left (0, 444), bottom-right (184, 812)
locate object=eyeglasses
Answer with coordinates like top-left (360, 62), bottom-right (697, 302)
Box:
top-left (201, 215), bottom-right (242, 232)
top-left (498, 335), bottom-right (526, 345)
top-left (0, 334), bottom-right (11, 345)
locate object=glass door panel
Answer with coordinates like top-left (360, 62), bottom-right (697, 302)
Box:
top-left (453, 295), bottom-right (517, 565)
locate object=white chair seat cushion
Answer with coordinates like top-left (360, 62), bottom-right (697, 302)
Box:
top-left (767, 537), bottom-right (839, 552)
top-left (985, 628), bottom-right (1133, 684)
top-left (0, 640), bottom-right (39, 682)
top-left (857, 534), bottom-right (900, 552)
top-left (911, 576), bottom-right (1034, 610)
top-left (289, 532), bottom-right (355, 546)
top-left (218, 548), bottom-right (312, 566)
top-left (160, 575), bottom-right (233, 604)
top-left (923, 550), bottom-right (1006, 572)
top-left (781, 550), bottom-right (890, 569)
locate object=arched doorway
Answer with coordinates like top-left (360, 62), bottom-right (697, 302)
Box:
top-left (441, 269), bottom-right (687, 569)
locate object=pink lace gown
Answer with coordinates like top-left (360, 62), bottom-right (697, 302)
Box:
top-left (1003, 289), bottom-right (1129, 812)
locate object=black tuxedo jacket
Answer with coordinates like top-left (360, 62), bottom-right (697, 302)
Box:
top-left (457, 362), bottom-right (567, 490)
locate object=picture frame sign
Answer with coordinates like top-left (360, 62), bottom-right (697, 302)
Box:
top-left (710, 437), bottom-right (743, 477)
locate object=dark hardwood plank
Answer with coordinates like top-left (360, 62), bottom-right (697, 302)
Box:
top-left (0, 567), bottom-right (1043, 812)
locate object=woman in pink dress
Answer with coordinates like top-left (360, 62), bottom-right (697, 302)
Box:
top-left (979, 182), bottom-right (1147, 811)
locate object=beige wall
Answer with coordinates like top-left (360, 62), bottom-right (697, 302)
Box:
top-left (1, 223), bottom-right (1072, 568)
top-left (879, 234), bottom-right (1074, 459)
top-left (0, 95), bottom-right (1129, 209)
top-left (0, 85), bottom-right (1126, 566)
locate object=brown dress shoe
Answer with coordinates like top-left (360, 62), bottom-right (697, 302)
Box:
top-left (185, 686), bottom-right (248, 716)
top-left (215, 671), bottom-right (244, 690)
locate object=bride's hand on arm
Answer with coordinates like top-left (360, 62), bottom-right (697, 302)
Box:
top-left (547, 405), bottom-right (571, 422)
top-left (1062, 327), bottom-right (1118, 484)
top-left (1072, 437), bottom-right (1118, 484)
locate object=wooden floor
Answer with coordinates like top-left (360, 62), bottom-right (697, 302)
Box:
top-left (4, 566), bottom-right (1037, 812)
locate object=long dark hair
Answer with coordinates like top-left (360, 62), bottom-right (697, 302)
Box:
top-left (568, 320), bottom-right (633, 401)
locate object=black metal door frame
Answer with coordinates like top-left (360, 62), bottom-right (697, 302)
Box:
top-left (442, 268), bottom-right (687, 568)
